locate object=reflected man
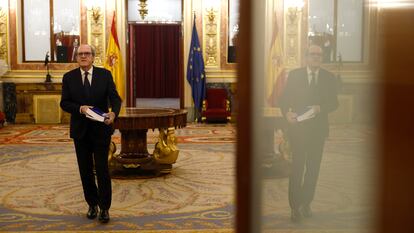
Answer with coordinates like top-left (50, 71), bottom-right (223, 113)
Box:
top-left (279, 45), bottom-right (338, 222)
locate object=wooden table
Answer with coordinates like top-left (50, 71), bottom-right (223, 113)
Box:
top-left (110, 107), bottom-right (187, 177)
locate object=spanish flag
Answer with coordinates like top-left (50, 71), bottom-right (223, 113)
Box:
top-left (266, 12), bottom-right (286, 107)
top-left (105, 13), bottom-right (125, 101)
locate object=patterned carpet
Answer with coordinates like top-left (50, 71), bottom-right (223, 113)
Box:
top-left (261, 124), bottom-right (377, 233)
top-left (0, 124), bottom-right (235, 233)
top-left (0, 123), bottom-right (376, 233)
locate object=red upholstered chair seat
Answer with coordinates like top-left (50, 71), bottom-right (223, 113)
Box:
top-left (0, 111), bottom-right (5, 127)
top-left (201, 88), bottom-right (231, 123)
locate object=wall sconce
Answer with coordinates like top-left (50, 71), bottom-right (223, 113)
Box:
top-left (90, 7), bottom-right (101, 23)
top-left (86, 0), bottom-right (102, 23)
top-left (285, 0), bottom-right (304, 23)
top-left (138, 0), bottom-right (148, 20)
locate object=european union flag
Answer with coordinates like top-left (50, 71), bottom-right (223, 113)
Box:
top-left (187, 20), bottom-right (206, 116)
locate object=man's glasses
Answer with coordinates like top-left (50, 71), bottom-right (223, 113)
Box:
top-left (77, 52), bottom-right (92, 57)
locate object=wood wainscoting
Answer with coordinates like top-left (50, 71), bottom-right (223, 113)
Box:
top-left (14, 83), bottom-right (69, 124)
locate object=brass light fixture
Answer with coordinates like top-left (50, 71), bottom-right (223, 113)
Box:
top-left (285, 0), bottom-right (304, 24)
top-left (91, 6), bottom-right (101, 23)
top-left (138, 0), bottom-right (148, 20)
top-left (86, 0), bottom-right (102, 24)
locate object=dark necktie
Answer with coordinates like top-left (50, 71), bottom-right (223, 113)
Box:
top-left (309, 72), bottom-right (318, 103)
top-left (84, 71), bottom-right (91, 98)
top-left (310, 72), bottom-right (316, 87)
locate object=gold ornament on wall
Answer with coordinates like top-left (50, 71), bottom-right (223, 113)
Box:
top-left (138, 0), bottom-right (148, 20)
top-left (204, 8), bottom-right (218, 66)
top-left (284, 0), bottom-right (304, 68)
top-left (87, 5), bottom-right (105, 66)
top-left (91, 7), bottom-right (101, 24)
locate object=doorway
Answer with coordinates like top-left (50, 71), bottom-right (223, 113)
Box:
top-left (128, 24), bottom-right (183, 108)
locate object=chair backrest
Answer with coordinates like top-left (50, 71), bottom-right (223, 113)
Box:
top-left (206, 88), bottom-right (227, 108)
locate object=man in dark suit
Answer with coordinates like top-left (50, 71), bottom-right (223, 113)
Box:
top-left (60, 44), bottom-right (122, 223)
top-left (279, 45), bottom-right (338, 222)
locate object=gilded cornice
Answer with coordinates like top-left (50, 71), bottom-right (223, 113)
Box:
top-left (205, 68), bottom-right (237, 82)
top-left (0, 70), bottom-right (65, 83)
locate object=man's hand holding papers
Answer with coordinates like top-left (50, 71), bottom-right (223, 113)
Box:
top-left (296, 105), bottom-right (321, 122)
top-left (85, 107), bottom-right (107, 122)
top-left (286, 105), bottom-right (321, 123)
top-left (296, 106), bottom-right (315, 122)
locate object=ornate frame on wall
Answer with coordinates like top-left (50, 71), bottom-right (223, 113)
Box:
top-left (220, 0), bottom-right (237, 71)
top-left (4, 0), bottom-right (118, 74)
top-left (0, 6), bottom-right (8, 64)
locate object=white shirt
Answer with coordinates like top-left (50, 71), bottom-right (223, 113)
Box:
top-left (80, 67), bottom-right (93, 85)
top-left (306, 67), bottom-right (319, 85)
top-left (79, 67), bottom-right (94, 113)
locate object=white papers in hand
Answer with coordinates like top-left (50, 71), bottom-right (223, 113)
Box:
top-left (296, 107), bottom-right (315, 122)
top-left (85, 107), bottom-right (107, 122)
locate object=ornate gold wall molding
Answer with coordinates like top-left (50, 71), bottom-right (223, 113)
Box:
top-left (0, 8), bottom-right (9, 64)
top-left (285, 15), bottom-right (301, 68)
top-left (88, 7), bottom-right (105, 66)
top-left (138, 0), bottom-right (148, 20)
top-left (203, 8), bottom-right (220, 67)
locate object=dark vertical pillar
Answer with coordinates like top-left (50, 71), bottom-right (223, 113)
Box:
top-left (2, 82), bottom-right (16, 123)
top-left (379, 8), bottom-right (414, 233)
top-left (237, 0), bottom-right (252, 232)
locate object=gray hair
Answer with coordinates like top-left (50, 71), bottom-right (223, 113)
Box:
top-left (74, 44), bottom-right (96, 57)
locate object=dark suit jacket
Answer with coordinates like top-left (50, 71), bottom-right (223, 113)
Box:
top-left (279, 67), bottom-right (338, 138)
top-left (60, 66), bottom-right (122, 140)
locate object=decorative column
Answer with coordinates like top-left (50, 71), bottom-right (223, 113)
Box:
top-left (284, 1), bottom-right (304, 69)
top-left (87, 5), bottom-right (105, 66)
top-left (203, 8), bottom-right (220, 67)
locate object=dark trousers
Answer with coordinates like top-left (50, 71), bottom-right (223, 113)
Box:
top-left (74, 131), bottom-right (112, 210)
top-left (288, 130), bottom-right (325, 211)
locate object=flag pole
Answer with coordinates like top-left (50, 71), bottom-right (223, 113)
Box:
top-left (192, 11), bottom-right (199, 123)
top-left (187, 11), bottom-right (206, 123)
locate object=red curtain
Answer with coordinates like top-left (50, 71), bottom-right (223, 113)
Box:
top-left (129, 24), bottom-right (182, 98)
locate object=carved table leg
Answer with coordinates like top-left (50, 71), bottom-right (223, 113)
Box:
top-left (115, 129), bottom-right (152, 166)
top-left (153, 127), bottom-right (180, 173)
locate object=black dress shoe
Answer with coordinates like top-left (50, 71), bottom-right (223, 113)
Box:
top-left (98, 209), bottom-right (110, 223)
top-left (301, 205), bottom-right (313, 217)
top-left (86, 206), bottom-right (98, 219)
top-left (291, 209), bottom-right (302, 223)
